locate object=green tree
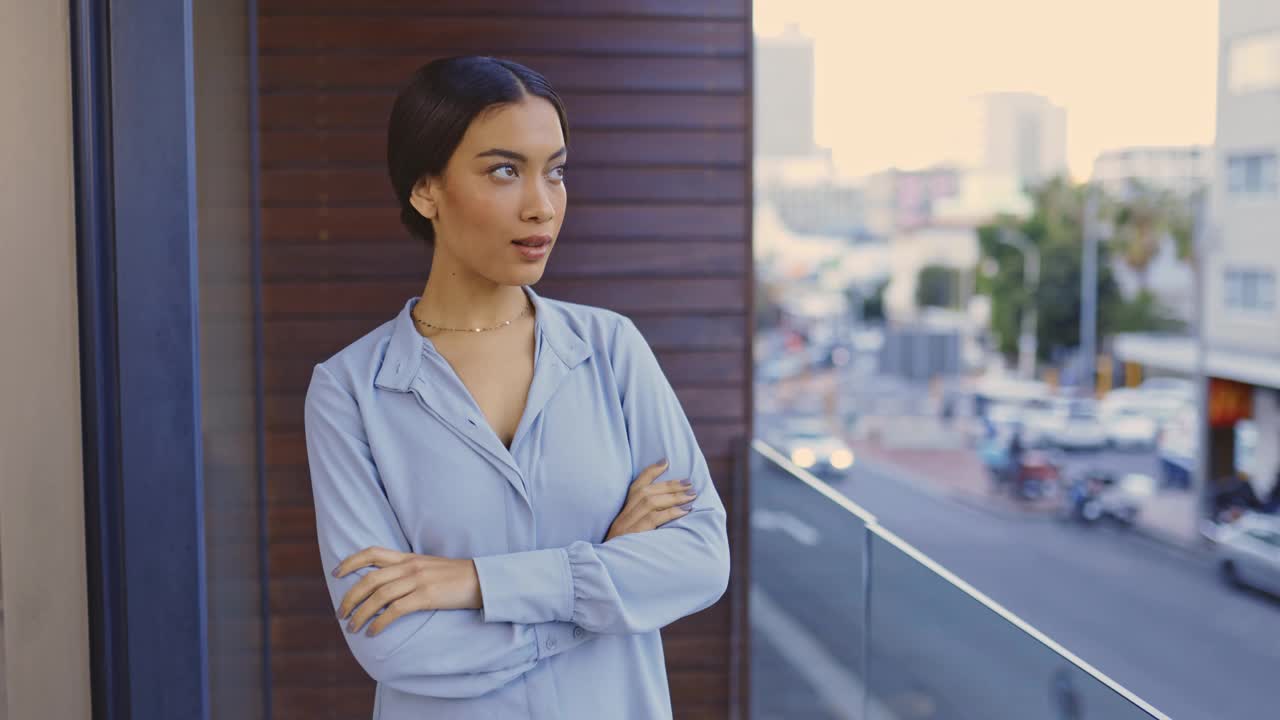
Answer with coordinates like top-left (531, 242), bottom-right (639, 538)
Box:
top-left (1104, 181), bottom-right (1196, 289)
top-left (976, 177), bottom-right (1181, 365)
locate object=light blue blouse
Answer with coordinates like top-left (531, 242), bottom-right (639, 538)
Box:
top-left (303, 284), bottom-right (731, 719)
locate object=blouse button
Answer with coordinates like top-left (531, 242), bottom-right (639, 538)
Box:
top-left (573, 626), bottom-right (585, 639)
top-left (545, 638), bottom-right (558, 651)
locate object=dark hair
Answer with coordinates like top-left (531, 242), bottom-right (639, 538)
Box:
top-left (386, 56), bottom-right (570, 246)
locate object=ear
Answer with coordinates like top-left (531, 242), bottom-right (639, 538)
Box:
top-left (409, 176), bottom-right (437, 220)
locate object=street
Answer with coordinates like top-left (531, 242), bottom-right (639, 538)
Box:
top-left (750, 440), bottom-right (1280, 719)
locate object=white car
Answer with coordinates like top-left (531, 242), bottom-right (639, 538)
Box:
top-left (1103, 407), bottom-right (1159, 450)
top-left (1051, 400), bottom-right (1109, 451)
top-left (1216, 513), bottom-right (1280, 596)
top-left (1021, 398), bottom-right (1071, 448)
top-left (780, 419), bottom-right (855, 478)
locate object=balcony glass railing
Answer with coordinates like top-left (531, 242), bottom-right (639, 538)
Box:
top-left (750, 440), bottom-right (1168, 720)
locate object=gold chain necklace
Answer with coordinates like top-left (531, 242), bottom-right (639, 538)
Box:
top-left (412, 298), bottom-right (531, 333)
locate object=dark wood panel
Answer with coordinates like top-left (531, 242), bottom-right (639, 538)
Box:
top-left (261, 129), bottom-right (747, 170)
top-left (259, 17), bottom-right (747, 56)
top-left (261, 240), bottom-right (745, 282)
top-left (260, 92), bottom-right (747, 132)
top-left (262, 203), bottom-right (748, 243)
top-left (261, 166), bottom-right (746, 207)
top-left (272, 687), bottom-right (372, 719)
top-left (261, 54), bottom-right (746, 94)
top-left (260, 0), bottom-right (747, 19)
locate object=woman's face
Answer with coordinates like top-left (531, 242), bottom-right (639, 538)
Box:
top-left (412, 95), bottom-right (567, 287)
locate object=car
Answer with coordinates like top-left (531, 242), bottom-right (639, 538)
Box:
top-left (778, 418), bottom-right (855, 479)
top-left (1051, 400), bottom-right (1109, 451)
top-left (1020, 398), bottom-right (1071, 448)
top-left (1215, 513), bottom-right (1280, 596)
top-left (1103, 406), bottom-right (1159, 450)
top-left (1157, 404), bottom-right (1198, 488)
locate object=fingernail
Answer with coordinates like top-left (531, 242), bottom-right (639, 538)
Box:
top-left (680, 502), bottom-right (694, 511)
top-left (685, 491), bottom-right (697, 499)
top-left (331, 567), bottom-right (339, 577)
top-left (346, 623), bottom-right (354, 633)
top-left (680, 479), bottom-right (693, 487)
top-left (660, 458), bottom-right (669, 468)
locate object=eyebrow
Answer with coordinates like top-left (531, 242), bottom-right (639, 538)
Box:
top-left (474, 147), bottom-right (567, 163)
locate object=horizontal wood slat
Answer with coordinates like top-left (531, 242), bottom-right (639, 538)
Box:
top-left (261, 129), bottom-right (747, 170)
top-left (259, 17), bottom-right (747, 56)
top-left (261, 54), bottom-right (746, 94)
top-left (260, 92), bottom-right (747, 132)
top-left (262, 204), bottom-right (748, 243)
top-left (261, 166), bottom-right (746, 207)
top-left (259, 0), bottom-right (747, 19)
top-left (261, 240), bottom-right (746, 281)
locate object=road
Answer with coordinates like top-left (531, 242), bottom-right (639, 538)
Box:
top-left (750, 444), bottom-right (1280, 719)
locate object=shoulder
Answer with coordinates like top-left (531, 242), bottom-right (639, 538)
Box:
top-left (307, 315), bottom-right (398, 402)
top-left (534, 293), bottom-right (649, 362)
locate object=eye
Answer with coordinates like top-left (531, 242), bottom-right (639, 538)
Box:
top-left (549, 165), bottom-right (567, 182)
top-left (490, 164), bottom-right (518, 179)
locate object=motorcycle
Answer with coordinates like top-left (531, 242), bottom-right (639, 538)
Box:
top-left (1061, 468), bottom-right (1149, 526)
top-left (981, 433), bottom-right (1060, 501)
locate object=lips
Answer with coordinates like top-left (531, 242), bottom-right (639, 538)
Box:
top-left (512, 235), bottom-right (552, 247)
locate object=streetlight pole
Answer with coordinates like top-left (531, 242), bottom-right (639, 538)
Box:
top-left (1080, 187), bottom-right (1100, 396)
top-left (998, 228), bottom-right (1040, 379)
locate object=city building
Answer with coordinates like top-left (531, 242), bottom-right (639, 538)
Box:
top-left (1116, 0), bottom-right (1280, 505)
top-left (1091, 145), bottom-right (1214, 200)
top-left (754, 23), bottom-right (817, 158)
top-left (966, 92), bottom-right (1068, 188)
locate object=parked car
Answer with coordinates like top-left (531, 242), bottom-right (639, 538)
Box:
top-left (1052, 400), bottom-right (1109, 451)
top-left (1103, 406), bottom-right (1159, 450)
top-left (1216, 513), bottom-right (1280, 596)
top-left (1021, 398), bottom-right (1071, 448)
top-left (778, 418), bottom-right (855, 479)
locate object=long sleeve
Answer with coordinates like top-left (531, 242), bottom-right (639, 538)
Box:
top-left (303, 363), bottom-right (590, 699)
top-left (472, 315), bottom-right (732, 634)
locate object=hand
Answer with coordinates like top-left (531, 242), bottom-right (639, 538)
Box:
top-left (333, 547), bottom-right (481, 637)
top-left (604, 459), bottom-right (698, 542)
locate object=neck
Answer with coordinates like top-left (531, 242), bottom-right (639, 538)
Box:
top-left (415, 257), bottom-right (529, 331)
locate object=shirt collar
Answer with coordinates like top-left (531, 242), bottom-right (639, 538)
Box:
top-left (373, 284), bottom-right (592, 393)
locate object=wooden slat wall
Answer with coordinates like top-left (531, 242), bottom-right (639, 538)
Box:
top-left (257, 1), bottom-right (752, 717)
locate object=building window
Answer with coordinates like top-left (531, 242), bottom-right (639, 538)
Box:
top-left (1226, 153), bottom-right (1278, 195)
top-left (1225, 268), bottom-right (1277, 313)
top-left (1228, 30), bottom-right (1280, 93)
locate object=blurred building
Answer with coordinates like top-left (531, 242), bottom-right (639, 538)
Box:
top-left (968, 92), bottom-right (1068, 188)
top-left (1116, 0), bottom-right (1280, 503)
top-left (755, 23), bottom-right (816, 158)
top-left (864, 166), bottom-right (963, 235)
top-left (1091, 145), bottom-right (1214, 200)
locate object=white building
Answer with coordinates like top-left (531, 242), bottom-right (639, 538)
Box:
top-left (963, 92), bottom-right (1068, 189)
top-left (754, 24), bottom-right (816, 159)
top-left (1091, 145), bottom-right (1214, 200)
top-left (1116, 0), bottom-right (1280, 500)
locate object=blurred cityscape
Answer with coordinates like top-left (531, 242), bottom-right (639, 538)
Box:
top-left (750, 2), bottom-right (1280, 718)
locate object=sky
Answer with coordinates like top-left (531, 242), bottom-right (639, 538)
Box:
top-left (753, 0), bottom-right (1220, 180)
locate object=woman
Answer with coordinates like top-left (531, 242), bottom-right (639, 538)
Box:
top-left (303, 56), bottom-right (731, 719)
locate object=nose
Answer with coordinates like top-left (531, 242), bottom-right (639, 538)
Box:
top-left (520, 177), bottom-right (555, 224)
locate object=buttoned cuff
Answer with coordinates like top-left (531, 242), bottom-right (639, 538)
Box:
top-left (474, 547), bottom-right (575, 625)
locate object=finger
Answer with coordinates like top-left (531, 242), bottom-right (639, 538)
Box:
top-left (628, 458), bottom-right (671, 493)
top-left (347, 577), bottom-right (415, 634)
top-left (642, 487), bottom-right (698, 512)
top-left (338, 564), bottom-right (404, 620)
top-left (368, 596), bottom-right (418, 637)
top-left (644, 503), bottom-right (694, 530)
top-left (648, 478), bottom-right (693, 495)
top-left (334, 546), bottom-right (403, 579)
